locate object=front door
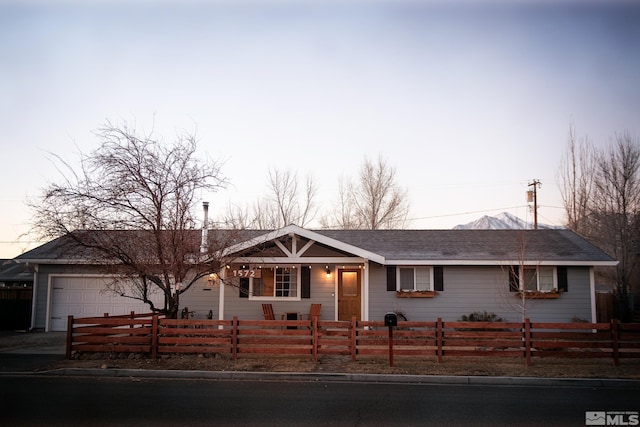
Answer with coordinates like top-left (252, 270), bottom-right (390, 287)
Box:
top-left (338, 269), bottom-right (361, 321)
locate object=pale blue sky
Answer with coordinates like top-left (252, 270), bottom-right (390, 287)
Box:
top-left (1, 0), bottom-right (639, 257)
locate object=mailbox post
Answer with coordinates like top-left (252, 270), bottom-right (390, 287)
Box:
top-left (384, 312), bottom-right (398, 367)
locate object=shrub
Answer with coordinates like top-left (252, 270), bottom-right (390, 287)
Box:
top-left (458, 311), bottom-right (504, 322)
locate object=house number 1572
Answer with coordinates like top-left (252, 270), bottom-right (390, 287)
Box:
top-left (232, 269), bottom-right (261, 278)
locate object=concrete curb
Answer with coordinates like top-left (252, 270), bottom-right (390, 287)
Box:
top-left (12, 368), bottom-right (639, 388)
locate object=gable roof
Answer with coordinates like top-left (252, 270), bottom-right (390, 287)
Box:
top-left (15, 227), bottom-right (616, 267)
top-left (221, 225), bottom-right (386, 264)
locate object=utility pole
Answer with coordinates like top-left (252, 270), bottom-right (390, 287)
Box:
top-left (527, 179), bottom-right (541, 230)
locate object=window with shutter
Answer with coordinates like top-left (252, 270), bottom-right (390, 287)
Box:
top-left (512, 266), bottom-right (560, 293)
top-left (242, 266), bottom-right (302, 300)
top-left (396, 267), bottom-right (433, 292)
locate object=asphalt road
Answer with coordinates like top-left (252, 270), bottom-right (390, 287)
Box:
top-left (2, 376), bottom-right (639, 426)
top-left (0, 354), bottom-right (64, 372)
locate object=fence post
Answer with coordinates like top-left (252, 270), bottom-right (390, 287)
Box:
top-left (312, 316), bottom-right (318, 363)
top-left (232, 316), bottom-right (238, 360)
top-left (151, 315), bottom-right (158, 359)
top-left (350, 317), bottom-right (357, 362)
top-left (524, 318), bottom-right (531, 366)
top-left (437, 317), bottom-right (443, 363)
top-left (611, 318), bottom-right (619, 367)
top-left (130, 311), bottom-right (135, 329)
top-left (66, 315), bottom-right (73, 359)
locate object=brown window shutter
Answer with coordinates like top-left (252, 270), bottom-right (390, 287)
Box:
top-left (557, 266), bottom-right (568, 292)
top-left (386, 266), bottom-right (396, 291)
top-left (239, 278), bottom-right (249, 298)
top-left (301, 266), bottom-right (311, 299)
top-left (434, 266), bottom-right (444, 291)
top-left (509, 266), bottom-right (519, 292)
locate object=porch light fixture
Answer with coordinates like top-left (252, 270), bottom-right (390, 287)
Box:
top-left (207, 273), bottom-right (218, 286)
top-left (325, 265), bottom-right (332, 277)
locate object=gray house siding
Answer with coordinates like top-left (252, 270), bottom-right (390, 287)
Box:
top-left (219, 266), bottom-right (335, 321)
top-left (368, 265), bottom-right (593, 323)
top-left (179, 278), bottom-right (219, 319)
top-left (524, 267), bottom-right (592, 323)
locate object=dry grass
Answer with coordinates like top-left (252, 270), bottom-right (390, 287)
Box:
top-left (48, 353), bottom-right (640, 379)
top-left (3, 332), bottom-right (638, 379)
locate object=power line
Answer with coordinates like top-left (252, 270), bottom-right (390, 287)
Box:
top-left (408, 206), bottom-right (528, 221)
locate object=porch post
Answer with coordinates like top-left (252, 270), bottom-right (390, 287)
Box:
top-left (363, 260), bottom-right (369, 321)
top-left (65, 315), bottom-right (73, 359)
top-left (30, 265), bottom-right (38, 331)
top-left (589, 267), bottom-right (597, 324)
top-left (218, 268), bottom-right (225, 323)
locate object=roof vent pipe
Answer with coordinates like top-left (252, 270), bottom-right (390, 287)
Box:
top-left (200, 202), bottom-right (209, 254)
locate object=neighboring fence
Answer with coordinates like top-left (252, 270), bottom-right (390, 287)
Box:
top-left (0, 286), bottom-right (32, 330)
top-left (66, 315), bottom-right (640, 366)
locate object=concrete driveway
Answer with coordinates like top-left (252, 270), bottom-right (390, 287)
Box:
top-left (0, 331), bottom-right (66, 372)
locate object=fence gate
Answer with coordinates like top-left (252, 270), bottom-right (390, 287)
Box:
top-left (0, 287), bottom-right (32, 330)
top-left (596, 292), bottom-right (615, 323)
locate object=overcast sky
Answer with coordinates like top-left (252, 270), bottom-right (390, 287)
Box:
top-left (1, 0), bottom-right (639, 258)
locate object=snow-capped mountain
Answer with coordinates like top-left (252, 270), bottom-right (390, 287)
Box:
top-left (453, 212), bottom-right (560, 230)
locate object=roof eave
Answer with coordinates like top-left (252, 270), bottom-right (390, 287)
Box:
top-left (15, 258), bottom-right (100, 265)
top-left (386, 259), bottom-right (619, 267)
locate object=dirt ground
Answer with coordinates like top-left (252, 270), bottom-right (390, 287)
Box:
top-left (51, 353), bottom-right (640, 379)
top-left (2, 331), bottom-right (639, 379)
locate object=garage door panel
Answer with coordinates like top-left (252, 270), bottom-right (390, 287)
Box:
top-left (51, 276), bottom-right (163, 331)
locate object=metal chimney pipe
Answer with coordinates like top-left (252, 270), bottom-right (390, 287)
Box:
top-left (200, 202), bottom-right (209, 254)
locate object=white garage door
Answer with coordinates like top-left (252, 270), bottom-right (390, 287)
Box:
top-left (50, 276), bottom-right (163, 332)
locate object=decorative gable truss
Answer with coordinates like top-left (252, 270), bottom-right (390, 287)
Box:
top-left (221, 225), bottom-right (380, 301)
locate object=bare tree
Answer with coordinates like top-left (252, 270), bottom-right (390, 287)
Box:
top-left (29, 121), bottom-right (230, 318)
top-left (497, 233), bottom-right (545, 322)
top-left (320, 176), bottom-right (360, 229)
top-left (558, 130), bottom-right (640, 320)
top-left (590, 134), bottom-right (640, 320)
top-left (227, 167), bottom-right (318, 229)
top-left (558, 125), bottom-right (596, 234)
top-left (323, 155), bottom-right (409, 229)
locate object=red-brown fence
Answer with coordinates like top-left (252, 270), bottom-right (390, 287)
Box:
top-left (66, 315), bottom-right (640, 366)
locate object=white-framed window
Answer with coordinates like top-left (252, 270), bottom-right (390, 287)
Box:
top-left (250, 266), bottom-right (300, 300)
top-left (521, 266), bottom-right (557, 292)
top-left (398, 267), bottom-right (433, 292)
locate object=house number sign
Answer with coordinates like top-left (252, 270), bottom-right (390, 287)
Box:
top-left (231, 269), bottom-right (261, 278)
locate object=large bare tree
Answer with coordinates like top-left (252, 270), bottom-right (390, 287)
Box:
top-left (558, 125), bottom-right (596, 234)
top-left (591, 134), bottom-right (640, 320)
top-left (559, 130), bottom-right (640, 320)
top-left (225, 167), bottom-right (318, 229)
top-left (30, 121), bottom-right (230, 318)
top-left (322, 156), bottom-right (409, 229)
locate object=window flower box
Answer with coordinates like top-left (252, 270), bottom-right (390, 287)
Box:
top-left (396, 290), bottom-right (437, 298)
top-left (517, 290), bottom-right (561, 299)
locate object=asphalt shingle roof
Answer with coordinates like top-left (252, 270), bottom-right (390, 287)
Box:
top-left (313, 229), bottom-right (614, 263)
top-left (15, 228), bottom-right (615, 265)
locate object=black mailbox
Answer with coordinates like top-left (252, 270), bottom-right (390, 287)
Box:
top-left (384, 312), bottom-right (398, 327)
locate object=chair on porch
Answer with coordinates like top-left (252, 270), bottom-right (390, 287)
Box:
top-left (262, 304), bottom-right (276, 320)
top-left (305, 303), bottom-right (322, 321)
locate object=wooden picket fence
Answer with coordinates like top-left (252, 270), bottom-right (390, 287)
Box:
top-left (66, 315), bottom-right (640, 366)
